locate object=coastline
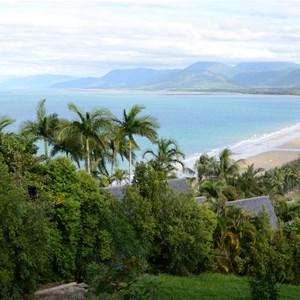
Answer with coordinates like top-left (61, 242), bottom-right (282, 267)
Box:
top-left (243, 150), bottom-right (299, 171)
top-left (235, 124), bottom-right (300, 170)
top-left (184, 123), bottom-right (300, 171)
top-left (1, 91), bottom-right (300, 173)
top-left (241, 134), bottom-right (300, 170)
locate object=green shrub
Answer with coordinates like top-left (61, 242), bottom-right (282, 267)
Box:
top-left (40, 158), bottom-right (110, 280)
top-left (282, 217), bottom-right (300, 285)
top-left (0, 160), bottom-right (52, 299)
top-left (41, 157), bottom-right (144, 281)
top-left (124, 163), bottom-right (217, 275)
top-left (249, 277), bottom-right (279, 300)
top-left (85, 259), bottom-right (161, 299)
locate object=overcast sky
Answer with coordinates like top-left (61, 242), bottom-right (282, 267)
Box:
top-left (0, 0), bottom-right (300, 79)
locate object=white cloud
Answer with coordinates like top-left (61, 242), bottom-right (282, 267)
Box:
top-left (0, 0), bottom-right (299, 79)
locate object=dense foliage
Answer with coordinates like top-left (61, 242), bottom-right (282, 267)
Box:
top-left (0, 101), bottom-right (300, 299)
top-left (0, 160), bottom-right (52, 299)
top-left (194, 149), bottom-right (300, 287)
top-left (123, 162), bottom-right (217, 275)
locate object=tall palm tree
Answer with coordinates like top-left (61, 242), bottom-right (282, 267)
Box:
top-left (59, 103), bottom-right (113, 173)
top-left (194, 149), bottom-right (244, 197)
top-left (106, 125), bottom-right (132, 177)
top-left (194, 153), bottom-right (218, 182)
top-left (237, 164), bottom-right (265, 197)
top-left (217, 148), bottom-right (244, 183)
top-left (0, 116), bottom-right (15, 133)
top-left (21, 99), bottom-right (58, 158)
top-left (263, 167), bottom-right (286, 196)
top-left (50, 119), bottom-right (84, 168)
top-left (143, 137), bottom-right (185, 177)
top-left (115, 105), bottom-right (159, 180)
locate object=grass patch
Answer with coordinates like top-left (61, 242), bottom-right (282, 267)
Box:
top-left (153, 273), bottom-right (300, 299)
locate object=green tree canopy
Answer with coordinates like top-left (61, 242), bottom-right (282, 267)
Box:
top-left (115, 105), bottom-right (159, 181)
top-left (0, 160), bottom-right (52, 298)
top-left (0, 115), bottom-right (15, 133)
top-left (21, 99), bottom-right (59, 158)
top-left (59, 103), bottom-right (113, 173)
top-left (143, 137), bottom-right (185, 178)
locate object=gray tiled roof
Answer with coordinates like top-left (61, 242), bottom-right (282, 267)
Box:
top-left (228, 196), bottom-right (278, 228)
top-left (104, 182), bottom-right (278, 228)
top-left (104, 177), bottom-right (190, 200)
top-left (104, 185), bottom-right (125, 201)
top-left (195, 196), bottom-right (207, 204)
top-left (165, 178), bottom-right (189, 193)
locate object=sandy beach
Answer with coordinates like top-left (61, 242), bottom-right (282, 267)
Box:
top-left (235, 125), bottom-right (300, 170)
top-left (183, 122), bottom-right (300, 172)
top-left (183, 123), bottom-right (300, 172)
top-left (244, 150), bottom-right (300, 170)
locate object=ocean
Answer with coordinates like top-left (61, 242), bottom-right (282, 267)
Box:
top-left (1, 91), bottom-right (300, 168)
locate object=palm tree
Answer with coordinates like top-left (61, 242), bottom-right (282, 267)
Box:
top-left (106, 125), bottom-right (132, 177)
top-left (263, 167), bottom-right (286, 196)
top-left (0, 116), bottom-right (15, 133)
top-left (115, 105), bottom-right (159, 181)
top-left (111, 168), bottom-right (129, 186)
top-left (200, 179), bottom-right (224, 199)
top-left (59, 103), bottom-right (113, 173)
top-left (217, 148), bottom-right (244, 183)
top-left (214, 204), bottom-right (256, 273)
top-left (194, 153), bottom-right (218, 182)
top-left (143, 137), bottom-right (185, 177)
top-left (208, 198), bottom-right (227, 216)
top-left (50, 119), bottom-right (84, 168)
top-left (275, 200), bottom-right (300, 222)
top-left (21, 99), bottom-right (58, 158)
top-left (237, 164), bottom-right (265, 197)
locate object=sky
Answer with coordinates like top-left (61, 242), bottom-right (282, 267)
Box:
top-left (0, 0), bottom-right (300, 79)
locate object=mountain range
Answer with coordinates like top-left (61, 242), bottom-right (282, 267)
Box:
top-left (1, 61), bottom-right (300, 91)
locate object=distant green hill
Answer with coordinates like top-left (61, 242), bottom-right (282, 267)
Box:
top-left (1, 61), bottom-right (300, 92)
top-left (270, 69), bottom-right (300, 88)
top-left (52, 61), bottom-right (300, 91)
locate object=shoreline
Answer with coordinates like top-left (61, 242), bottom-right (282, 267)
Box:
top-left (184, 123), bottom-right (300, 171)
top-left (1, 88), bottom-right (299, 96)
top-left (236, 125), bottom-right (300, 170)
top-left (243, 150), bottom-right (300, 171)
top-left (241, 133), bottom-right (300, 170)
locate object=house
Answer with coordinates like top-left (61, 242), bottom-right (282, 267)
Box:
top-left (104, 177), bottom-right (190, 201)
top-left (195, 196), bottom-right (207, 204)
top-left (104, 179), bottom-right (277, 227)
top-left (227, 196), bottom-right (278, 228)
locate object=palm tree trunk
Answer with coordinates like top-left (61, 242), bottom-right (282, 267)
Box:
top-left (111, 151), bottom-right (116, 177)
top-left (44, 139), bottom-right (48, 158)
top-left (111, 162), bottom-right (114, 179)
top-left (86, 138), bottom-right (91, 174)
top-left (129, 140), bottom-right (132, 183)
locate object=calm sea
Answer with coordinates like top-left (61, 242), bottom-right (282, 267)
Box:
top-left (1, 91), bottom-right (300, 166)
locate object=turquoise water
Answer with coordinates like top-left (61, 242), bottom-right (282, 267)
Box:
top-left (1, 91), bottom-right (300, 163)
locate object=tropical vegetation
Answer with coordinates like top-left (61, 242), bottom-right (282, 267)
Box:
top-left (114, 104), bottom-right (160, 180)
top-left (21, 99), bottom-right (59, 158)
top-left (0, 99), bottom-right (300, 299)
top-left (143, 137), bottom-right (185, 178)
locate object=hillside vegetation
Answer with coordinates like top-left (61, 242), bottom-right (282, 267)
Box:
top-left (0, 103), bottom-right (299, 299)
